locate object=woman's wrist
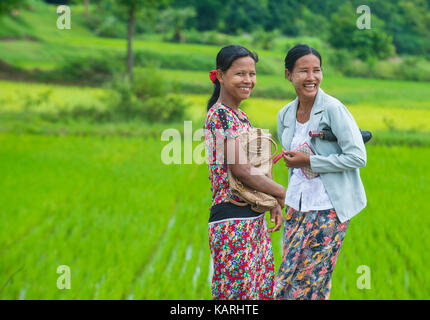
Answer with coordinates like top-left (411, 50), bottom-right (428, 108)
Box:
top-left (275, 185), bottom-right (286, 199)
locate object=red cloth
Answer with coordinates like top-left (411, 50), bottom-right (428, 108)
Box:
top-left (209, 69), bottom-right (217, 83)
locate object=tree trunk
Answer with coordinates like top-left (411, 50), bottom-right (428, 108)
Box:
top-left (127, 6), bottom-right (135, 79)
top-left (172, 28), bottom-right (185, 43)
top-left (84, 0), bottom-right (90, 17)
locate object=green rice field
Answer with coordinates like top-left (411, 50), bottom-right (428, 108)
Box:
top-left (2, 79), bottom-right (430, 133)
top-left (1, 0), bottom-right (430, 300)
top-left (0, 132), bottom-right (429, 299)
top-left (1, 76), bottom-right (430, 299)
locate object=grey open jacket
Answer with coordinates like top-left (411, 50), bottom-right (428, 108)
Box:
top-left (277, 88), bottom-right (367, 223)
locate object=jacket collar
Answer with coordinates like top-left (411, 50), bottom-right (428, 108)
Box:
top-left (283, 88), bottom-right (325, 127)
top-left (308, 88), bottom-right (325, 132)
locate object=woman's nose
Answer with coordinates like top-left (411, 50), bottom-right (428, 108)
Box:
top-left (306, 71), bottom-right (317, 79)
top-left (243, 74), bottom-right (252, 83)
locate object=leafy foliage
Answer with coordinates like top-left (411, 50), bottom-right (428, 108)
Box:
top-left (107, 69), bottom-right (186, 122)
top-left (156, 7), bottom-right (196, 42)
top-left (0, 0), bottom-right (26, 15)
top-left (171, 0), bottom-right (430, 56)
top-left (56, 53), bottom-right (121, 84)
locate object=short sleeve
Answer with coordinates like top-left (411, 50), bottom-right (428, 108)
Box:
top-left (207, 108), bottom-right (240, 141)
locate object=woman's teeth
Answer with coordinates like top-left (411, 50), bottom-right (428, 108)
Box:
top-left (304, 84), bottom-right (316, 88)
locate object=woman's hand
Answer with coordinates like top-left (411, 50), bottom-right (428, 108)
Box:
top-left (283, 150), bottom-right (310, 168)
top-left (268, 204), bottom-right (283, 232)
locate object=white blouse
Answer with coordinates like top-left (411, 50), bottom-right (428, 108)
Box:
top-left (285, 120), bottom-right (334, 212)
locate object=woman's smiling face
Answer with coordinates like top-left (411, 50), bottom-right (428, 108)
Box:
top-left (218, 56), bottom-right (256, 103)
top-left (286, 54), bottom-right (322, 99)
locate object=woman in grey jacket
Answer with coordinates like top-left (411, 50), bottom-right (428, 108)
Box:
top-left (274, 44), bottom-right (367, 300)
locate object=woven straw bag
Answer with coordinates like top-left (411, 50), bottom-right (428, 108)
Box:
top-left (227, 128), bottom-right (279, 213)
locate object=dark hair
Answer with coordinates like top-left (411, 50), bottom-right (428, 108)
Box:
top-left (284, 44), bottom-right (322, 72)
top-left (207, 45), bottom-right (258, 111)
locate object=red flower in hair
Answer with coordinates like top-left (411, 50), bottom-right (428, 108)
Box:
top-left (209, 69), bottom-right (217, 83)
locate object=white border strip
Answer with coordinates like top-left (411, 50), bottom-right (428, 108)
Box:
top-left (208, 213), bottom-right (265, 226)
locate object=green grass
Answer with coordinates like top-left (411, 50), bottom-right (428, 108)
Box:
top-left (0, 77), bottom-right (429, 300)
top-left (0, 133), bottom-right (212, 299)
top-left (0, 0), bottom-right (94, 41)
top-left (330, 144), bottom-right (430, 299)
top-left (186, 94), bottom-right (430, 133)
top-left (151, 68), bottom-right (430, 109)
top-left (1, 79), bottom-right (430, 149)
top-left (2, 79), bottom-right (430, 132)
top-left (0, 80), bottom-right (107, 112)
top-left (0, 0), bottom-right (429, 300)
top-left (0, 133), bottom-right (429, 299)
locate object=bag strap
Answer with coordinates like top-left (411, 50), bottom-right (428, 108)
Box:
top-left (229, 198), bottom-right (249, 207)
top-left (246, 135), bottom-right (278, 159)
top-left (257, 128), bottom-right (261, 157)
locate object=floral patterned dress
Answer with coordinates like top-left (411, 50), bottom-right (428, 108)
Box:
top-left (204, 102), bottom-right (275, 300)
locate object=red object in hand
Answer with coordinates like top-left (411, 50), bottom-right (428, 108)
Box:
top-left (209, 69), bottom-right (217, 83)
top-left (273, 150), bottom-right (285, 164)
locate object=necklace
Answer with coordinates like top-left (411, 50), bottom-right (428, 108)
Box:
top-left (296, 102), bottom-right (311, 122)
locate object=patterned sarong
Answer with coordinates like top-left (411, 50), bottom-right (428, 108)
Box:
top-left (208, 214), bottom-right (275, 300)
top-left (274, 206), bottom-right (349, 300)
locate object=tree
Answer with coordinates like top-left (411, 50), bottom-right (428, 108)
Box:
top-left (352, 29), bottom-right (395, 60)
top-left (351, 0), bottom-right (430, 55)
top-left (157, 7), bottom-right (196, 43)
top-left (175, 0), bottom-right (227, 31)
top-left (295, 7), bottom-right (329, 38)
top-left (328, 2), bottom-right (395, 61)
top-left (328, 2), bottom-right (357, 50)
top-left (116, 0), bottom-right (160, 78)
top-left (83, 0), bottom-right (90, 17)
top-left (222, 0), bottom-right (271, 34)
top-left (252, 27), bottom-right (280, 50)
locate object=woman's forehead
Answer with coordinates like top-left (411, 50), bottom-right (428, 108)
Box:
top-left (230, 56), bottom-right (256, 70)
top-left (295, 54), bottom-right (321, 68)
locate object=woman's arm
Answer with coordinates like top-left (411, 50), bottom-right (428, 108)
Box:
top-left (310, 103), bottom-right (367, 173)
top-left (225, 137), bottom-right (286, 208)
top-left (277, 109), bottom-right (285, 143)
